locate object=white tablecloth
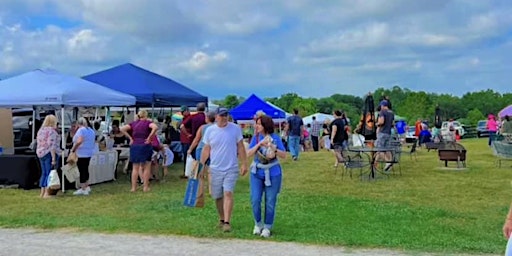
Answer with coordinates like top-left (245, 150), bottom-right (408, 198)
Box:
top-left (115, 147), bottom-right (130, 159)
top-left (88, 150), bottom-right (118, 185)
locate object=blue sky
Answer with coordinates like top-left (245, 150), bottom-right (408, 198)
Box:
top-left (1, 0), bottom-right (511, 100)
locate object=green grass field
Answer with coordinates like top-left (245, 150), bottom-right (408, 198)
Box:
top-left (0, 138), bottom-right (510, 254)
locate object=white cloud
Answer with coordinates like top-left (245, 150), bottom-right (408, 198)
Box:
top-left (179, 51), bottom-right (229, 72)
top-left (67, 29), bottom-right (97, 51)
top-left (355, 61), bottom-right (423, 71)
top-left (1, 0), bottom-right (512, 99)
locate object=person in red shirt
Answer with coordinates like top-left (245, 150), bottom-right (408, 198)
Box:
top-left (182, 102), bottom-right (207, 159)
top-left (179, 106), bottom-right (192, 178)
top-left (414, 119), bottom-right (422, 138)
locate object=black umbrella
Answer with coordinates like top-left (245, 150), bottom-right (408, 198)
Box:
top-left (361, 93), bottom-right (376, 140)
top-left (435, 105), bottom-right (442, 129)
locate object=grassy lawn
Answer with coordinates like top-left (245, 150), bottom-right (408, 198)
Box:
top-left (0, 138), bottom-right (510, 254)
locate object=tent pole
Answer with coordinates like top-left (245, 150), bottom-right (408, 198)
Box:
top-left (94, 107), bottom-right (99, 121)
top-left (152, 103), bottom-right (155, 121)
top-left (106, 107), bottom-right (111, 134)
top-left (31, 106), bottom-right (36, 142)
top-left (61, 106), bottom-right (66, 193)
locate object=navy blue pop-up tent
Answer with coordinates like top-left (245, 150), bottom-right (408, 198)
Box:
top-left (230, 94), bottom-right (286, 121)
top-left (83, 63), bottom-right (208, 107)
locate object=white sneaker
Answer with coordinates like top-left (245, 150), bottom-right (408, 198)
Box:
top-left (85, 186), bottom-right (91, 193)
top-left (73, 189), bottom-right (89, 196)
top-left (260, 228), bottom-right (271, 238)
top-left (253, 225), bottom-right (263, 235)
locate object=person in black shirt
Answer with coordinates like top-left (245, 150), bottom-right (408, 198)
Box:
top-left (330, 110), bottom-right (348, 150)
top-left (110, 124), bottom-right (128, 146)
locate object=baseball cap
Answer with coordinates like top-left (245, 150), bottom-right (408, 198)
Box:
top-left (380, 100), bottom-right (389, 107)
top-left (180, 105), bottom-right (189, 112)
top-left (216, 107), bottom-right (229, 116)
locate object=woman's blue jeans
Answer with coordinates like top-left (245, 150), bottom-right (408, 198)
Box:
top-left (250, 173), bottom-right (282, 229)
top-left (39, 153), bottom-right (52, 187)
top-left (489, 131), bottom-right (496, 146)
top-left (38, 153), bottom-right (60, 188)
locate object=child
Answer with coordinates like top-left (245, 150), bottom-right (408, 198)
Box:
top-left (455, 130), bottom-right (461, 142)
top-left (149, 135), bottom-right (165, 181)
top-left (161, 144), bottom-right (174, 179)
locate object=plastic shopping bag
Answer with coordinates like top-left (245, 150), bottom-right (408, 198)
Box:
top-left (185, 154), bottom-right (196, 178)
top-left (47, 169), bottom-right (61, 190)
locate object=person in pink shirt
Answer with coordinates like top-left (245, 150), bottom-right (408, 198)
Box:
top-left (487, 114), bottom-right (498, 146)
top-left (36, 115), bottom-right (61, 198)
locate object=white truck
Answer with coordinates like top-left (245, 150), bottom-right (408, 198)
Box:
top-left (440, 121), bottom-right (465, 140)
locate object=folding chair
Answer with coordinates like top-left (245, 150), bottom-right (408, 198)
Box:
top-left (409, 140), bottom-right (418, 161)
top-left (334, 144), bottom-right (371, 180)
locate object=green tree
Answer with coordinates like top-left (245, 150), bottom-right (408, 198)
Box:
top-left (316, 98), bottom-right (337, 114)
top-left (290, 97), bottom-right (317, 116)
top-left (466, 109), bottom-right (485, 126)
top-left (431, 94), bottom-right (465, 121)
top-left (223, 95), bottom-right (241, 109)
top-left (461, 90), bottom-right (502, 116)
top-left (281, 93), bottom-right (302, 112)
top-left (397, 91), bottom-right (433, 123)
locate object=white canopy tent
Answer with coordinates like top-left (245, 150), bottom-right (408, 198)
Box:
top-left (0, 69), bottom-right (136, 191)
top-left (303, 113), bottom-right (335, 125)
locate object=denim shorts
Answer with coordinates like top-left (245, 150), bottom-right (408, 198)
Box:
top-left (210, 168), bottom-right (239, 199)
top-left (375, 133), bottom-right (391, 148)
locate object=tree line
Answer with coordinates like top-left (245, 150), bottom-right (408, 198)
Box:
top-left (213, 86), bottom-right (512, 127)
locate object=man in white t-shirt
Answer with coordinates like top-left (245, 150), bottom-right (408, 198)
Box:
top-left (201, 107), bottom-right (248, 233)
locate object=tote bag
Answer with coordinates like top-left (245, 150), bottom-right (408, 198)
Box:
top-left (185, 154), bottom-right (196, 178)
top-left (47, 169), bottom-right (61, 190)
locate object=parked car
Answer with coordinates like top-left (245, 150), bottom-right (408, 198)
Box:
top-left (440, 120), bottom-right (466, 138)
top-left (406, 126), bottom-right (416, 138)
top-left (12, 108), bottom-right (73, 153)
top-left (476, 120), bottom-right (489, 137)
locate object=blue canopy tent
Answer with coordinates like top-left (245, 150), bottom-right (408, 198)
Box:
top-left (83, 63), bottom-right (208, 107)
top-left (0, 69), bottom-right (136, 107)
top-left (230, 94), bottom-right (286, 121)
top-left (0, 68), bottom-right (136, 191)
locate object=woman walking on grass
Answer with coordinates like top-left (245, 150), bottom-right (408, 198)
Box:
top-left (36, 115), bottom-right (61, 198)
top-left (246, 115), bottom-right (286, 238)
top-left (188, 111), bottom-right (216, 192)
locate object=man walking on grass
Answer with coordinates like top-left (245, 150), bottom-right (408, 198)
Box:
top-left (375, 100), bottom-right (395, 171)
top-left (200, 107), bottom-right (248, 232)
top-left (286, 108), bottom-right (304, 160)
top-left (311, 116), bottom-right (321, 152)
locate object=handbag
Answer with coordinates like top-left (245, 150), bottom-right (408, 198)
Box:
top-left (62, 163), bottom-right (80, 183)
top-left (67, 152), bottom-right (78, 165)
top-left (47, 169), bottom-right (61, 190)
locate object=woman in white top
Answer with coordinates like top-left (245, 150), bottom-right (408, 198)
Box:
top-left (70, 117), bottom-right (96, 196)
